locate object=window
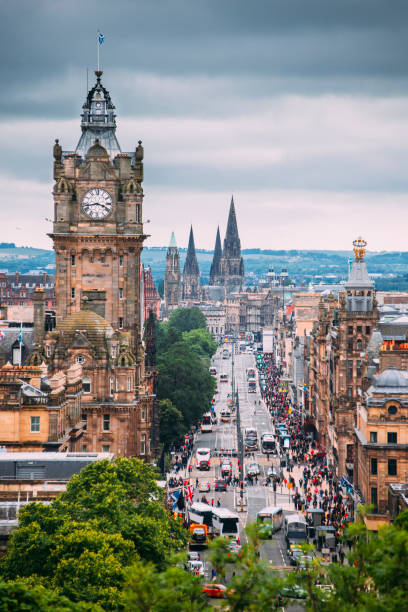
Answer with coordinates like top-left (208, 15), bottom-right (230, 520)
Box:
top-left (82, 376), bottom-right (91, 393)
top-left (388, 459), bottom-right (397, 476)
top-left (119, 317), bottom-right (123, 329)
top-left (370, 458), bottom-right (377, 475)
top-left (370, 431), bottom-right (377, 443)
top-left (103, 414), bottom-right (110, 432)
top-left (102, 445), bottom-right (110, 453)
top-left (141, 406), bottom-right (146, 421)
top-left (357, 326), bottom-right (362, 333)
top-left (115, 377), bottom-right (119, 392)
top-left (356, 364), bottom-right (362, 378)
top-left (71, 254), bottom-right (76, 266)
top-left (82, 413), bottom-right (87, 431)
top-left (371, 487), bottom-right (378, 511)
top-left (119, 255), bottom-right (123, 266)
top-left (348, 326), bottom-right (353, 335)
top-left (348, 339), bottom-right (353, 351)
top-left (46, 345), bottom-right (51, 358)
top-left (347, 387), bottom-right (353, 399)
top-left (388, 405), bottom-right (398, 415)
top-left (347, 360), bottom-right (353, 379)
top-left (356, 339), bottom-right (362, 351)
top-left (30, 416), bottom-right (40, 433)
top-left (366, 326), bottom-right (371, 335)
top-left (387, 432), bottom-right (397, 444)
top-left (127, 377), bottom-right (131, 391)
top-left (81, 444), bottom-right (88, 452)
top-left (140, 434), bottom-right (146, 456)
top-left (76, 354), bottom-right (85, 364)
top-left (109, 377), bottom-right (114, 397)
top-left (119, 288), bottom-right (123, 299)
top-left (71, 287), bottom-right (75, 299)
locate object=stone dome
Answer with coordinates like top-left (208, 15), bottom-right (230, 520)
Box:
top-left (58, 309), bottom-right (114, 346)
top-left (86, 139), bottom-right (109, 159)
top-left (374, 366), bottom-right (408, 389)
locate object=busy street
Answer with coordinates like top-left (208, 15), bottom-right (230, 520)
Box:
top-left (167, 339), bottom-right (356, 599)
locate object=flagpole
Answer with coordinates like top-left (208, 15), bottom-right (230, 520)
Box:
top-left (97, 31), bottom-right (100, 72)
top-left (19, 321), bottom-right (22, 366)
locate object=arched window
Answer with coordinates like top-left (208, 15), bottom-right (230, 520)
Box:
top-left (82, 376), bottom-right (91, 394)
top-left (356, 340), bottom-right (363, 351)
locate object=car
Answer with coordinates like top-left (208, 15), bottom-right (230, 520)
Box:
top-left (247, 463), bottom-right (260, 476)
top-left (188, 551), bottom-right (200, 561)
top-left (296, 555), bottom-right (314, 569)
top-left (279, 585), bottom-right (307, 600)
top-left (227, 539), bottom-right (242, 557)
top-left (266, 467), bottom-right (278, 479)
top-left (202, 583), bottom-right (227, 599)
top-left (198, 481), bottom-right (210, 492)
top-left (214, 479), bottom-right (227, 491)
top-left (244, 427), bottom-right (257, 438)
top-left (188, 560), bottom-right (205, 576)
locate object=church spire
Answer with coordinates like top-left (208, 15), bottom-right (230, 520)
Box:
top-left (223, 195), bottom-right (241, 258)
top-left (75, 71), bottom-right (121, 160)
top-left (209, 226), bottom-right (222, 285)
top-left (183, 226), bottom-right (200, 275)
top-left (182, 226), bottom-right (200, 300)
top-left (219, 196), bottom-right (244, 294)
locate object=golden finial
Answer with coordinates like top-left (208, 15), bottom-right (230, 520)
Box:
top-left (353, 236), bottom-right (367, 261)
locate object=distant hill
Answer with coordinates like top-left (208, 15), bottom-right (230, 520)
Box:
top-left (2, 245), bottom-right (408, 291)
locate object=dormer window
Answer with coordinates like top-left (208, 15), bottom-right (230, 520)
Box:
top-left (388, 405), bottom-right (398, 415)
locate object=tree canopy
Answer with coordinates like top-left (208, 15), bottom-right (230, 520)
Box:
top-left (168, 307), bottom-right (206, 333)
top-left (0, 458), bottom-right (188, 610)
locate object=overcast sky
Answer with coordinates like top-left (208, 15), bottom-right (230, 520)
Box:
top-left (1, 0), bottom-right (408, 251)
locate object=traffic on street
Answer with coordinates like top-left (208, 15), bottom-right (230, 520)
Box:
top-left (166, 338), bottom-right (353, 598)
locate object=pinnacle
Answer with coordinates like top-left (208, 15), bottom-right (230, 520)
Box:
top-left (183, 226), bottom-right (200, 275)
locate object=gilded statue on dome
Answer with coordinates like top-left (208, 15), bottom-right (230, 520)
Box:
top-left (353, 237), bottom-right (367, 260)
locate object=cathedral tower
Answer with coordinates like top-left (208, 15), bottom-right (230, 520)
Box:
top-left (164, 231), bottom-right (181, 312)
top-left (219, 196), bottom-right (245, 294)
top-left (209, 226), bottom-right (222, 286)
top-left (182, 226), bottom-right (200, 300)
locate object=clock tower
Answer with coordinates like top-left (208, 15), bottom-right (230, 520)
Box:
top-left (51, 70), bottom-right (145, 350)
top-left (45, 71), bottom-right (158, 458)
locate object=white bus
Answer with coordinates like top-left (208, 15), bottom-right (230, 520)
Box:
top-left (248, 377), bottom-right (257, 393)
top-left (220, 373), bottom-right (229, 383)
top-left (261, 433), bottom-right (276, 453)
top-left (257, 506), bottom-right (283, 538)
top-left (220, 409), bottom-right (232, 422)
top-left (284, 513), bottom-right (308, 546)
top-left (189, 502), bottom-right (214, 531)
top-left (211, 507), bottom-right (239, 538)
top-left (246, 367), bottom-right (256, 380)
top-left (201, 413), bottom-right (213, 433)
top-left (222, 348), bottom-right (230, 360)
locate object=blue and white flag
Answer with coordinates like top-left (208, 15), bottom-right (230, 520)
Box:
top-left (170, 489), bottom-right (181, 512)
top-left (98, 32), bottom-right (104, 45)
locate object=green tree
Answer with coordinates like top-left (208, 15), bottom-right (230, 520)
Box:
top-left (0, 459), bottom-right (188, 609)
top-left (0, 580), bottom-right (98, 611)
top-left (182, 328), bottom-right (217, 366)
top-left (168, 307), bottom-right (206, 333)
top-left (159, 399), bottom-right (185, 450)
top-left (157, 340), bottom-right (215, 427)
top-left (123, 559), bottom-right (209, 612)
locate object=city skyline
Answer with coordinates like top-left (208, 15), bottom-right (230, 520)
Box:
top-left (1, 1), bottom-right (408, 250)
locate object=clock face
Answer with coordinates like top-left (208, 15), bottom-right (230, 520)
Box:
top-left (82, 188), bottom-right (113, 219)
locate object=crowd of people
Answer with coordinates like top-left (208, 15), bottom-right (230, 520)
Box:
top-left (258, 353), bottom-right (354, 541)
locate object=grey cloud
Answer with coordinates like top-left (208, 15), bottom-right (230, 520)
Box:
top-left (1, 0), bottom-right (408, 119)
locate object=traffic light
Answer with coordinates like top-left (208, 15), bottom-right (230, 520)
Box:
top-left (240, 481), bottom-right (244, 489)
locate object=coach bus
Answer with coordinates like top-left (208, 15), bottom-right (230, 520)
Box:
top-left (257, 506), bottom-right (283, 537)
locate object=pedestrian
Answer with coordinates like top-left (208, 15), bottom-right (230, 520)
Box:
top-left (211, 568), bottom-right (216, 582)
top-left (211, 498), bottom-right (214, 507)
top-left (339, 547), bottom-right (345, 565)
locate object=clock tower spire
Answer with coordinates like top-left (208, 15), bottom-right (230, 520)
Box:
top-left (50, 71), bottom-right (146, 352)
